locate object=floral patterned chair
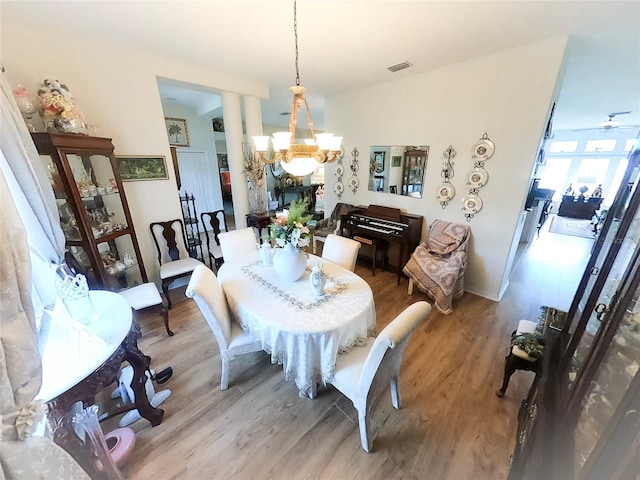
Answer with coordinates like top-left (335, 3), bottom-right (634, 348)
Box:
top-left (403, 220), bottom-right (471, 314)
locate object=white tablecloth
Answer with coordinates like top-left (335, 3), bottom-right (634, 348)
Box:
top-left (218, 253), bottom-right (376, 396)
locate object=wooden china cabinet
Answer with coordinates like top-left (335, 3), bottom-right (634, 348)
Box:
top-left (32, 132), bottom-right (147, 291)
top-left (509, 138), bottom-right (640, 480)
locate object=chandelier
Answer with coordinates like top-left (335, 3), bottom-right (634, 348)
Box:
top-left (252, 0), bottom-right (342, 177)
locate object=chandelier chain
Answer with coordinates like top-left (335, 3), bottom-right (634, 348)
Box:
top-left (294, 0), bottom-right (300, 86)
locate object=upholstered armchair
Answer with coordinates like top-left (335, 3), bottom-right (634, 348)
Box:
top-left (312, 202), bottom-right (355, 253)
top-left (403, 220), bottom-right (471, 314)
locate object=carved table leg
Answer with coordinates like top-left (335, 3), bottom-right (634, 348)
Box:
top-left (123, 332), bottom-right (164, 426)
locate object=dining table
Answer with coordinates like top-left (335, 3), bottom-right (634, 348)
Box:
top-left (217, 251), bottom-right (376, 397)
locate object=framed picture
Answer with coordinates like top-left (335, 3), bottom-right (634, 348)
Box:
top-left (164, 117), bottom-right (190, 147)
top-left (391, 155), bottom-right (402, 167)
top-left (373, 151), bottom-right (385, 173)
top-left (116, 156), bottom-right (169, 181)
top-left (217, 153), bottom-right (228, 169)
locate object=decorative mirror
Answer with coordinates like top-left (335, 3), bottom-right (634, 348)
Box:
top-left (368, 146), bottom-right (429, 198)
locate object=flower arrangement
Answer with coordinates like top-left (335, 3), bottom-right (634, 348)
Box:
top-left (242, 142), bottom-right (265, 186)
top-left (270, 199), bottom-right (312, 249)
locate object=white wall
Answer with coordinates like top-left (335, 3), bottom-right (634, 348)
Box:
top-left (2, 22), bottom-right (268, 286)
top-left (324, 37), bottom-right (569, 300)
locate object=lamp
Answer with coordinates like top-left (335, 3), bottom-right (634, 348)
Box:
top-left (252, 0), bottom-right (342, 177)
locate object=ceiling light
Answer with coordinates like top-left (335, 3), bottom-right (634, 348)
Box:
top-left (252, 0), bottom-right (342, 177)
top-left (599, 118), bottom-right (619, 129)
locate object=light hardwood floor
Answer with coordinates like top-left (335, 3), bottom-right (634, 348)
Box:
top-left (117, 221), bottom-right (593, 480)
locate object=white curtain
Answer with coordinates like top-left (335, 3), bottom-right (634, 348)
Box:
top-left (0, 69), bottom-right (90, 479)
top-left (0, 70), bottom-right (65, 313)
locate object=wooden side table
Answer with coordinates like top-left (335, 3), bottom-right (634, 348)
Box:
top-left (246, 212), bottom-right (272, 241)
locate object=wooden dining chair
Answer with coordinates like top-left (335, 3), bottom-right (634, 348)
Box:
top-left (321, 233), bottom-right (361, 272)
top-left (329, 301), bottom-right (432, 452)
top-left (185, 264), bottom-right (264, 390)
top-left (149, 219), bottom-right (203, 309)
top-left (218, 227), bottom-right (257, 264)
top-left (200, 210), bottom-right (227, 271)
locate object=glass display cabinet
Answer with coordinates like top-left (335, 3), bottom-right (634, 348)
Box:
top-left (509, 139), bottom-right (640, 480)
top-left (32, 132), bottom-right (147, 291)
top-left (401, 148), bottom-right (428, 197)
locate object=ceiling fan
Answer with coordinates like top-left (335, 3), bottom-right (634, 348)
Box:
top-left (573, 111), bottom-right (633, 132)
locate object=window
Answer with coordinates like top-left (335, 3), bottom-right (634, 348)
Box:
top-left (575, 158), bottom-right (610, 195)
top-left (540, 157), bottom-right (571, 201)
top-left (624, 138), bottom-right (638, 152)
top-left (605, 158), bottom-right (628, 206)
top-left (549, 141), bottom-right (578, 153)
top-left (584, 139), bottom-right (617, 152)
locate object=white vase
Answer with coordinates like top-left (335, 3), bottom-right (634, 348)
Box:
top-left (273, 243), bottom-right (307, 282)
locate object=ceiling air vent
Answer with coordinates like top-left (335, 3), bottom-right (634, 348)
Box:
top-left (387, 61), bottom-right (412, 73)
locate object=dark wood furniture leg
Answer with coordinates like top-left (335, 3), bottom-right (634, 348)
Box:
top-left (162, 279), bottom-right (172, 309)
top-left (496, 352), bottom-right (539, 397)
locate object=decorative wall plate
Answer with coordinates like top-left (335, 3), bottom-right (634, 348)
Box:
top-left (462, 194), bottom-right (483, 215)
top-left (466, 168), bottom-right (489, 188)
top-left (471, 138), bottom-right (495, 160)
top-left (436, 183), bottom-right (455, 202)
top-left (333, 181), bottom-right (344, 195)
top-left (335, 164), bottom-right (345, 176)
top-left (349, 176), bottom-right (359, 190)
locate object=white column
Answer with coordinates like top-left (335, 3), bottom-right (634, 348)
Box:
top-left (221, 91), bottom-right (249, 228)
top-left (243, 95), bottom-right (270, 212)
top-left (244, 95), bottom-right (263, 139)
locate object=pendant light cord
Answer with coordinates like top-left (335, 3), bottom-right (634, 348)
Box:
top-left (294, 0), bottom-right (300, 86)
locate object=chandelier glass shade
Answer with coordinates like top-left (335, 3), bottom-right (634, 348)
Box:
top-left (252, 1), bottom-right (342, 177)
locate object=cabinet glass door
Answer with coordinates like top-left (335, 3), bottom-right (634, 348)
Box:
top-left (41, 154), bottom-right (82, 242)
top-left (572, 263), bottom-right (640, 477)
top-left (563, 148), bottom-right (640, 384)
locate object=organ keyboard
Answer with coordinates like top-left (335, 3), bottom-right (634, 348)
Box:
top-left (341, 205), bottom-right (423, 284)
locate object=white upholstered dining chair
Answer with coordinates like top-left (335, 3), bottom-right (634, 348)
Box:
top-left (218, 227), bottom-right (257, 264)
top-left (329, 301), bottom-right (432, 452)
top-left (185, 264), bottom-right (263, 390)
top-left (321, 234), bottom-right (361, 272)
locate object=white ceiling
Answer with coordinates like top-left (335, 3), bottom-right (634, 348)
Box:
top-left (3, 0), bottom-right (640, 134)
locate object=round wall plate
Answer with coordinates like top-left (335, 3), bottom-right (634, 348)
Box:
top-left (466, 168), bottom-right (489, 188)
top-left (335, 164), bottom-right (345, 177)
top-left (471, 138), bottom-right (495, 160)
top-left (349, 176), bottom-right (360, 190)
top-left (436, 183), bottom-right (455, 202)
top-left (333, 181), bottom-right (344, 195)
top-left (462, 194), bottom-right (483, 214)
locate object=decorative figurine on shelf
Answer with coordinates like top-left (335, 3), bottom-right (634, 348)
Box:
top-left (37, 78), bottom-right (87, 134)
top-left (578, 185), bottom-right (589, 201)
top-left (592, 184), bottom-right (603, 198)
top-left (12, 84), bottom-right (44, 132)
top-left (564, 183), bottom-right (574, 196)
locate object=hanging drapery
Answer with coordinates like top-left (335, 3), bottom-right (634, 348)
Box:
top-left (0, 70), bottom-right (65, 310)
top-left (0, 70), bottom-right (89, 479)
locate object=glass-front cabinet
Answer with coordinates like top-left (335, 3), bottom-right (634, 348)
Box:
top-left (32, 133), bottom-right (147, 291)
top-left (509, 138), bottom-right (640, 480)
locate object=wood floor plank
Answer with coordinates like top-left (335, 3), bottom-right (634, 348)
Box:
top-left (117, 226), bottom-right (592, 480)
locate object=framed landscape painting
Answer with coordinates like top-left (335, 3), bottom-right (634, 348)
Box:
top-left (164, 117), bottom-right (190, 147)
top-left (116, 156), bottom-right (169, 181)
